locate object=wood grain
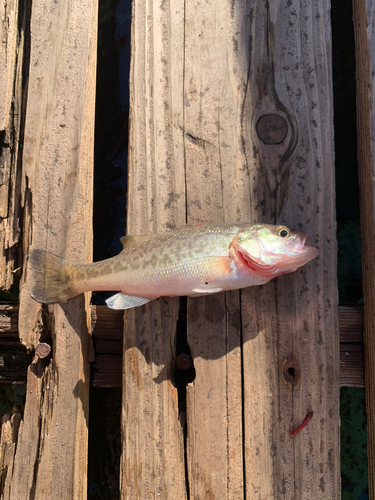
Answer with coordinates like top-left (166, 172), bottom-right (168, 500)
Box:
top-left (0, 409), bottom-right (22, 492)
top-left (339, 343), bottom-right (364, 388)
top-left (246, 2), bottom-right (339, 496)
top-left (0, 0), bottom-right (98, 497)
top-left (0, 0), bottom-right (25, 290)
top-left (120, 0), bottom-right (187, 495)
top-left (183, 0), bottom-right (339, 498)
top-left (183, 1), bottom-right (245, 495)
top-left (338, 305), bottom-right (363, 342)
top-left (339, 305), bottom-right (364, 387)
top-left (353, 0), bottom-right (375, 496)
top-left (123, 0), bottom-right (339, 497)
top-left (0, 304), bottom-right (365, 388)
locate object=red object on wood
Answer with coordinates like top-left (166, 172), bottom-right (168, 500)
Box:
top-left (289, 411), bottom-right (314, 437)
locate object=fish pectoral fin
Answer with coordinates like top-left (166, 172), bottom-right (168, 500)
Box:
top-left (119, 234), bottom-right (151, 249)
top-left (190, 287), bottom-right (224, 296)
top-left (106, 293), bottom-right (155, 310)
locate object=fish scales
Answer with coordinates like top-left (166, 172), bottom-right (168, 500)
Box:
top-left (29, 223), bottom-right (318, 310)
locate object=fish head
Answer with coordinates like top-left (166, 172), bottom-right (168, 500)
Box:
top-left (230, 224), bottom-right (318, 278)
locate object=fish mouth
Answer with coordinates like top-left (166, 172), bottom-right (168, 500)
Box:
top-left (290, 232), bottom-right (318, 263)
top-left (288, 231), bottom-right (307, 253)
top-left (300, 245), bottom-right (319, 261)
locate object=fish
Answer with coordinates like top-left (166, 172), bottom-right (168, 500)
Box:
top-left (29, 222), bottom-right (318, 310)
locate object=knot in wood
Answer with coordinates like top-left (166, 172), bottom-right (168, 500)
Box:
top-left (256, 114), bottom-right (288, 145)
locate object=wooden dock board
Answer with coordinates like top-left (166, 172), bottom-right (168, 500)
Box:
top-left (0, 0), bottom-right (98, 497)
top-left (120, 0), bottom-right (187, 495)
top-left (0, 304), bottom-right (365, 388)
top-left (122, 0), bottom-right (340, 498)
top-left (0, 0), bottom-right (24, 291)
top-left (353, 1), bottom-right (375, 496)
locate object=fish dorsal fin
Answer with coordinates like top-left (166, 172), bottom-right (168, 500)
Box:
top-left (120, 235), bottom-right (150, 248)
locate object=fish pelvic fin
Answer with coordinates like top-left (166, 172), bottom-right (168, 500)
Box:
top-left (106, 292), bottom-right (154, 310)
top-left (30, 249), bottom-right (77, 304)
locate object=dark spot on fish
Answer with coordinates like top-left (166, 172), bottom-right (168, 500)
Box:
top-left (113, 261), bottom-right (125, 272)
top-left (160, 255), bottom-right (172, 266)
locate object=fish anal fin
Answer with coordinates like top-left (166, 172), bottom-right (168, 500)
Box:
top-left (106, 293), bottom-right (156, 310)
top-left (120, 235), bottom-right (150, 249)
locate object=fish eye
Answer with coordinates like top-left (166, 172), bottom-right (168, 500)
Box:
top-left (275, 225), bottom-right (290, 238)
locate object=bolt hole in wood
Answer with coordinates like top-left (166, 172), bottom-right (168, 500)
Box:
top-left (282, 359), bottom-right (301, 387)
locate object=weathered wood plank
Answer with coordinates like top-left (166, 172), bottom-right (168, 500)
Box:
top-left (340, 343), bottom-right (364, 388)
top-left (338, 304), bottom-right (363, 342)
top-left (120, 0), bottom-right (187, 494)
top-left (0, 0), bottom-right (25, 290)
top-left (183, 1), bottom-right (246, 495)
top-left (353, 0), bottom-right (375, 496)
top-left (0, 409), bottom-right (22, 492)
top-left (182, 0), bottom-right (339, 498)
top-left (0, 305), bottom-right (19, 333)
top-left (91, 306), bottom-right (122, 388)
top-left (244, 2), bottom-right (339, 497)
top-left (0, 0), bottom-right (98, 497)
top-left (0, 304), bottom-right (365, 388)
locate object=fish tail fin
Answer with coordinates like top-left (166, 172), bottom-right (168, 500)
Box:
top-left (29, 249), bottom-right (77, 304)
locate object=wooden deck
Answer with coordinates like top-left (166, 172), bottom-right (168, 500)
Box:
top-left (122, 0), bottom-right (339, 497)
top-left (0, 303), bottom-right (365, 388)
top-left (0, 0), bottom-right (97, 497)
top-left (0, 0), bottom-right (373, 498)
